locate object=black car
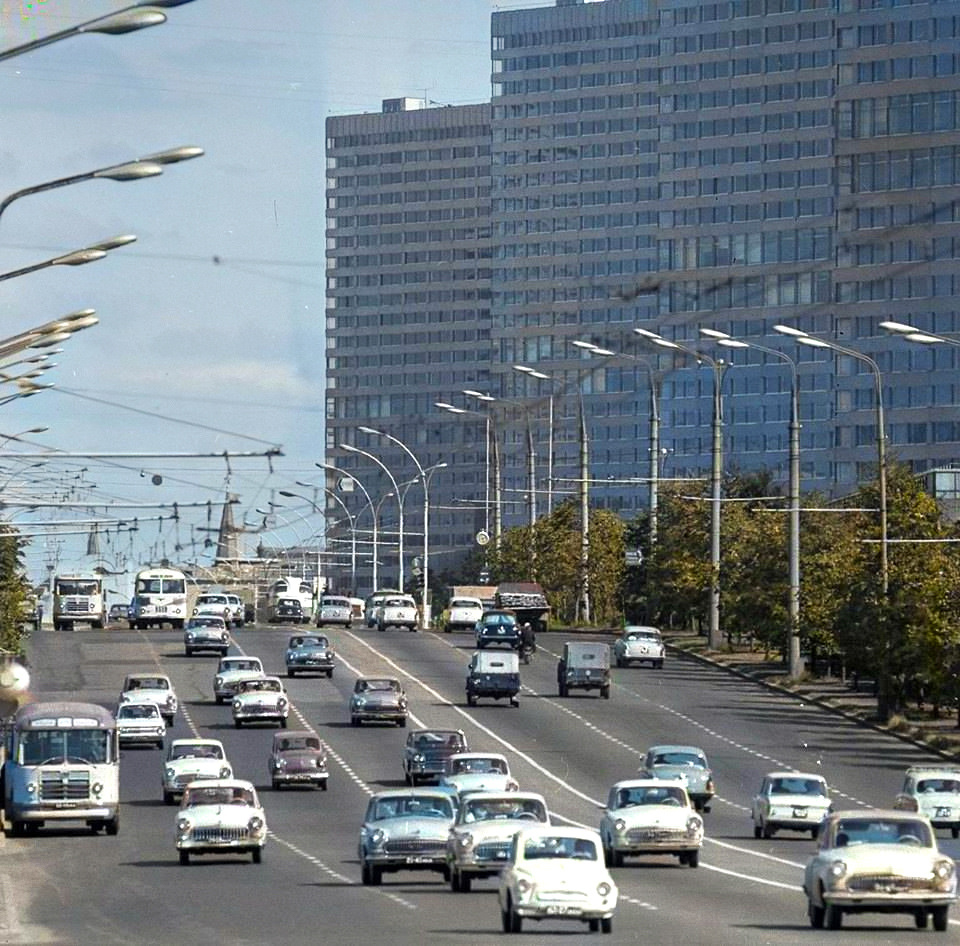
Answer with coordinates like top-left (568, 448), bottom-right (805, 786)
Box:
top-left (474, 610), bottom-right (521, 650)
top-left (269, 598), bottom-right (304, 624)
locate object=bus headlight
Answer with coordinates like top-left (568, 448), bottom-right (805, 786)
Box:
top-left (26, 781), bottom-right (37, 795)
top-left (91, 782), bottom-right (104, 796)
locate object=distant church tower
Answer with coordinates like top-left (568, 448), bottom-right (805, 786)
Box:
top-left (215, 493), bottom-right (240, 563)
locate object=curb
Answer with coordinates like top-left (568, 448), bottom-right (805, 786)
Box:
top-left (668, 642), bottom-right (960, 762)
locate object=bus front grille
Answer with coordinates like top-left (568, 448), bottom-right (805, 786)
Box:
top-left (40, 771), bottom-right (90, 801)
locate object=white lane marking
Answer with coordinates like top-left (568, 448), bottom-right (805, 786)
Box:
top-left (700, 863), bottom-right (801, 891)
top-left (705, 838), bottom-right (806, 868)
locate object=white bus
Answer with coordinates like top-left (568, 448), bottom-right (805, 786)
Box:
top-left (131, 566), bottom-right (188, 630)
top-left (2, 701), bottom-right (119, 835)
top-left (52, 574), bottom-right (106, 631)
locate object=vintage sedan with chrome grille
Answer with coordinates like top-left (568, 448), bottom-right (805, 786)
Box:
top-left (447, 791), bottom-right (550, 892)
top-left (498, 826), bottom-right (617, 934)
top-left (232, 676), bottom-right (289, 728)
top-left (599, 778), bottom-right (702, 868)
top-left (612, 625), bottom-right (665, 669)
top-left (358, 788), bottom-right (456, 885)
top-left (285, 633), bottom-right (335, 678)
top-left (269, 730), bottom-right (328, 790)
top-left (752, 771), bottom-right (831, 839)
top-left (440, 752), bottom-right (519, 797)
top-left (641, 745), bottom-right (715, 813)
top-left (803, 810), bottom-right (957, 931)
top-left (119, 673), bottom-right (178, 726)
top-left (115, 701), bottom-right (166, 749)
top-left (183, 615), bottom-right (230, 657)
top-left (175, 779), bottom-right (266, 865)
top-left (163, 738), bottom-right (233, 804)
top-left (350, 677), bottom-right (408, 727)
top-left (403, 729), bottom-right (468, 785)
top-left (212, 655), bottom-right (264, 705)
top-left (894, 765), bottom-right (960, 839)
top-left (316, 595), bottom-right (353, 628)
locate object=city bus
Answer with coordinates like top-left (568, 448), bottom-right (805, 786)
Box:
top-left (2, 701), bottom-right (119, 835)
top-left (131, 566), bottom-right (188, 630)
top-left (52, 573), bottom-right (106, 631)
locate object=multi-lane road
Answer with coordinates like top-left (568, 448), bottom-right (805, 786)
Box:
top-left (3, 624), bottom-right (956, 945)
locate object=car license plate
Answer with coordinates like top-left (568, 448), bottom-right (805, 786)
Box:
top-left (936, 807), bottom-right (952, 818)
top-left (545, 906), bottom-right (581, 916)
top-left (405, 856), bottom-right (432, 864)
top-left (792, 807), bottom-right (808, 818)
top-left (158, 606), bottom-right (167, 613)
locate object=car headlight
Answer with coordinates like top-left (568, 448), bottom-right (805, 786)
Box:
top-left (177, 817), bottom-right (191, 833)
top-left (166, 767), bottom-right (176, 779)
top-left (220, 766), bottom-right (232, 778)
top-left (192, 608), bottom-right (198, 615)
top-left (186, 633), bottom-right (195, 641)
top-left (353, 697), bottom-right (366, 707)
top-left (827, 860), bottom-right (847, 887)
top-left (370, 829), bottom-right (386, 847)
top-left (457, 833), bottom-right (474, 849)
top-left (413, 753), bottom-right (425, 763)
top-left (165, 696), bottom-right (176, 708)
top-left (398, 697), bottom-right (407, 708)
top-left (278, 697), bottom-right (288, 708)
top-left (517, 877), bottom-right (531, 895)
top-left (506, 779), bottom-right (519, 791)
top-left (215, 677), bottom-right (224, 688)
top-left (597, 881), bottom-right (612, 897)
top-left (614, 818), bottom-right (626, 832)
top-left (220, 633), bottom-right (229, 642)
top-left (248, 816), bottom-right (265, 835)
top-left (686, 816), bottom-right (703, 838)
top-left (233, 701), bottom-right (242, 711)
top-left (934, 859), bottom-right (955, 887)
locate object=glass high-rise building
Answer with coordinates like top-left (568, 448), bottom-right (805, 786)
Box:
top-left (326, 0), bottom-right (960, 591)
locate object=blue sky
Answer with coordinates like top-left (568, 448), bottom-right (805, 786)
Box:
top-left (0, 0), bottom-right (524, 582)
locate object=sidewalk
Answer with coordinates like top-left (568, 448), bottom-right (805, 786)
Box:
top-left (664, 630), bottom-right (960, 761)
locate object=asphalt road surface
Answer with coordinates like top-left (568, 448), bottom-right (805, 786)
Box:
top-left (4, 624), bottom-right (958, 945)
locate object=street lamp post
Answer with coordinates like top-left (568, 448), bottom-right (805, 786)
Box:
top-left (282, 488), bottom-right (357, 596)
top-left (701, 329), bottom-right (803, 679)
top-left (635, 329), bottom-right (728, 649)
top-left (340, 442), bottom-right (405, 590)
top-left (358, 425), bottom-right (446, 628)
top-left (513, 366), bottom-right (556, 516)
top-left (0, 235), bottom-right (136, 283)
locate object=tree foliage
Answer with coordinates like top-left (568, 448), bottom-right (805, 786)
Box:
top-left (0, 527), bottom-right (29, 655)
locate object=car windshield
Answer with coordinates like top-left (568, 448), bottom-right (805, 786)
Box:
top-left (199, 596), bottom-right (228, 605)
top-left (222, 660), bottom-right (260, 673)
top-left (240, 679), bottom-right (281, 692)
top-left (358, 679), bottom-right (399, 693)
top-left (322, 598), bottom-right (349, 608)
top-left (625, 631), bottom-right (659, 641)
top-left (524, 836), bottom-right (598, 861)
top-left (452, 599), bottom-right (479, 609)
top-left (834, 818), bottom-right (933, 847)
top-left (276, 735), bottom-right (322, 752)
top-left (482, 614), bottom-right (515, 627)
top-left (126, 677), bottom-right (168, 691)
top-left (917, 777), bottom-right (960, 794)
top-left (768, 777), bottom-right (826, 796)
top-left (170, 743), bottom-right (224, 760)
top-left (416, 732), bottom-right (463, 750)
top-left (118, 704), bottom-right (160, 720)
top-left (452, 757), bottom-right (506, 774)
top-left (189, 617), bottom-right (224, 628)
top-left (289, 636), bottom-right (327, 648)
top-left (652, 751), bottom-right (705, 768)
top-left (616, 786), bottom-right (686, 808)
top-left (183, 786), bottom-right (255, 807)
top-left (462, 797), bottom-right (546, 823)
top-left (369, 796), bottom-right (454, 821)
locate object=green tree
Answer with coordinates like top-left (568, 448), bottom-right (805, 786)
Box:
top-left (0, 527), bottom-right (29, 655)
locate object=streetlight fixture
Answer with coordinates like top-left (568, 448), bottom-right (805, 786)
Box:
top-left (284, 486), bottom-right (359, 596)
top-left (635, 328), bottom-right (728, 649)
top-left (774, 324), bottom-right (888, 606)
top-left (700, 328), bottom-right (803, 678)
top-left (0, 2), bottom-right (200, 63)
top-left (357, 425), bottom-right (446, 628)
top-left (0, 236), bottom-right (135, 283)
top-left (340, 442), bottom-right (405, 590)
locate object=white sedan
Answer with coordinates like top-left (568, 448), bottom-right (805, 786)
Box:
top-left (232, 676), bottom-right (289, 728)
top-left (752, 771), bottom-right (831, 839)
top-left (599, 778), bottom-right (702, 867)
top-left (119, 673), bottom-right (178, 726)
top-left (115, 701), bottom-right (166, 749)
top-left (162, 738), bottom-right (233, 805)
top-left (176, 779), bottom-right (267, 865)
top-left (498, 826), bottom-right (617, 933)
top-left (612, 626), bottom-right (664, 668)
top-left (440, 753), bottom-right (519, 797)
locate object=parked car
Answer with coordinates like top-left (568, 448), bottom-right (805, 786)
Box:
top-left (162, 738), bottom-right (233, 805)
top-left (894, 765), bottom-right (960, 838)
top-left (557, 641), bottom-right (611, 699)
top-left (268, 597), bottom-right (306, 624)
top-left (269, 730), bottom-right (328, 790)
top-left (446, 791), bottom-right (550, 892)
top-left (108, 603), bottom-right (128, 623)
top-left (475, 610), bottom-right (521, 650)
top-left (213, 655), bottom-right (264, 705)
top-left (359, 789), bottom-right (456, 885)
top-left (641, 745), bottom-right (715, 813)
top-left (192, 593), bottom-right (234, 625)
top-left (402, 729), bottom-right (468, 785)
top-left (466, 650), bottom-right (520, 707)
top-left (439, 752), bottom-right (519, 797)
top-left (375, 594), bottom-right (418, 632)
top-left (803, 810), bottom-right (957, 931)
top-left (612, 626), bottom-right (665, 669)
top-left (316, 595), bottom-right (353, 628)
top-left (599, 778), bottom-right (703, 868)
top-left (446, 596), bottom-right (484, 633)
top-left (350, 677), bottom-right (408, 727)
top-left (498, 826), bottom-right (617, 933)
top-left (176, 779), bottom-right (267, 865)
top-left (285, 633), bottom-right (336, 678)
top-left (115, 701), bottom-right (166, 749)
top-left (752, 771), bottom-right (831, 840)
top-left (183, 615), bottom-right (230, 657)
top-left (119, 673), bottom-right (178, 726)
top-left (232, 676), bottom-right (289, 728)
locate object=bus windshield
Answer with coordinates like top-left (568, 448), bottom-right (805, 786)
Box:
top-left (55, 580), bottom-right (100, 596)
top-left (20, 729), bottom-right (110, 765)
top-left (137, 577), bottom-right (186, 595)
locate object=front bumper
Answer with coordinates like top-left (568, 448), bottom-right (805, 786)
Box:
top-left (118, 726), bottom-right (165, 744)
top-left (274, 769), bottom-right (328, 785)
top-left (233, 706), bottom-right (288, 723)
top-left (516, 900), bottom-right (614, 920)
top-left (9, 801), bottom-right (114, 822)
top-left (353, 708), bottom-right (406, 722)
top-left (825, 890), bottom-right (956, 910)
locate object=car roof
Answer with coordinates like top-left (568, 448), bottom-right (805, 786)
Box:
top-left (185, 778), bottom-right (255, 791)
top-left (761, 770), bottom-right (827, 782)
top-left (172, 738), bottom-right (224, 748)
top-left (828, 808), bottom-right (925, 821)
top-left (623, 625), bottom-right (661, 633)
top-left (117, 700), bottom-right (161, 711)
top-left (612, 777), bottom-right (688, 791)
top-left (243, 675), bottom-right (283, 684)
top-left (647, 744), bottom-right (706, 754)
top-left (449, 752), bottom-right (508, 762)
top-left (459, 790), bottom-right (546, 803)
top-left (410, 728), bottom-right (464, 737)
top-left (513, 825), bottom-right (599, 841)
top-left (371, 787), bottom-right (458, 801)
top-left (905, 765), bottom-right (960, 776)
top-left (125, 674), bottom-right (171, 684)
